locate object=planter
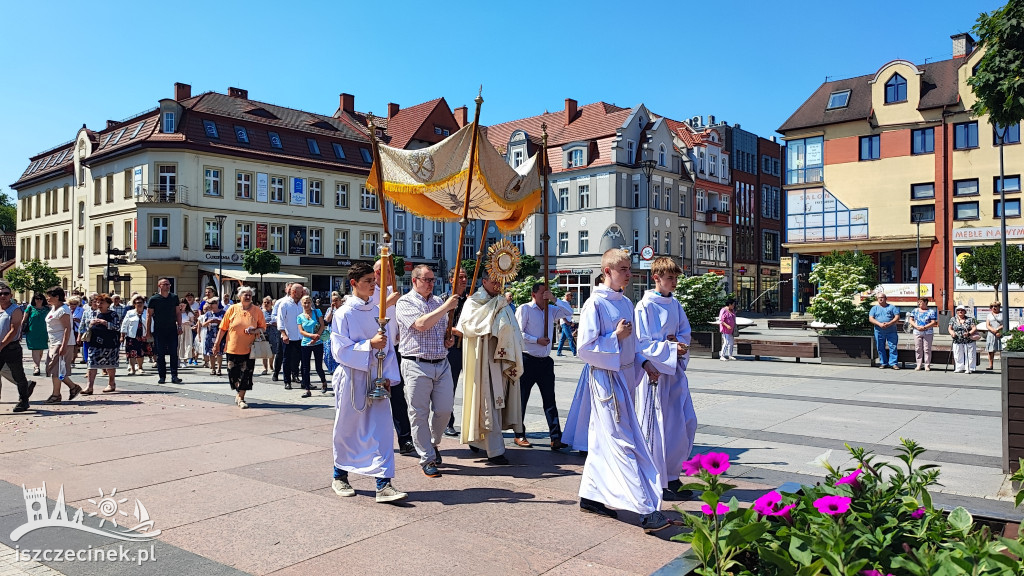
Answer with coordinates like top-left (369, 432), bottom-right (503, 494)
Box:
top-left (1002, 351), bottom-right (1024, 473)
top-left (651, 549), bottom-right (700, 576)
top-left (689, 331), bottom-right (722, 358)
top-left (817, 334), bottom-right (873, 366)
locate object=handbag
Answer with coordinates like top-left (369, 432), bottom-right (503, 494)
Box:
top-left (80, 326), bottom-right (93, 343)
top-left (250, 333), bottom-right (273, 359)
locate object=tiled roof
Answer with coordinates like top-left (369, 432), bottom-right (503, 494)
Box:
top-left (189, 93), bottom-right (369, 142)
top-left (386, 98), bottom-right (445, 149)
top-left (0, 233), bottom-right (15, 248)
top-left (778, 57), bottom-right (966, 133)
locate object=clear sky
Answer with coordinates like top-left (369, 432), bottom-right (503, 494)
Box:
top-left (0, 0), bottom-right (1002, 199)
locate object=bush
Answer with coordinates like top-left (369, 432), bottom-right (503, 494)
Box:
top-left (808, 252), bottom-right (874, 332)
top-left (506, 276), bottom-right (564, 306)
top-left (675, 273), bottom-right (728, 328)
top-left (1005, 325), bottom-right (1024, 352)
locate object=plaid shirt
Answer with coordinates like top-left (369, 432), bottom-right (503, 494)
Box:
top-left (396, 290), bottom-right (448, 360)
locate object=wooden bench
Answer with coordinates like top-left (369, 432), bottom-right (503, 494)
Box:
top-left (736, 339), bottom-right (819, 362)
top-left (767, 319), bottom-right (808, 330)
top-left (893, 342), bottom-right (978, 369)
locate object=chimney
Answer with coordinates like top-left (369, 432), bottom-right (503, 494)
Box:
top-left (708, 115), bottom-right (716, 125)
top-left (106, 120), bottom-right (119, 129)
top-left (228, 87), bottom-right (248, 99)
top-left (564, 98), bottom-right (578, 126)
top-left (951, 32), bottom-right (975, 58)
top-left (174, 82), bottom-right (191, 101)
top-left (340, 93), bottom-right (355, 114)
top-left (388, 103), bottom-right (400, 119)
top-left (453, 106), bottom-right (468, 128)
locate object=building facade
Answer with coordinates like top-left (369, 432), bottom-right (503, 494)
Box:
top-left (778, 33), bottom-right (1023, 320)
top-left (757, 136), bottom-right (785, 313)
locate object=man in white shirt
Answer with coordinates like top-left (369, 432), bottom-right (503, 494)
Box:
top-left (276, 283), bottom-right (305, 390)
top-left (272, 282), bottom-right (295, 381)
top-left (513, 282), bottom-right (573, 450)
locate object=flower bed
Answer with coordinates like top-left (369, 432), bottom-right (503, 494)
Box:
top-left (673, 440), bottom-right (1024, 575)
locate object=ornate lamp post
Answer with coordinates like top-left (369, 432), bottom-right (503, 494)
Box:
top-left (638, 144), bottom-right (656, 290)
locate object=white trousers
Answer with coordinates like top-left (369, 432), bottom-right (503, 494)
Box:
top-left (952, 341), bottom-right (977, 373)
top-left (721, 333), bottom-right (735, 358)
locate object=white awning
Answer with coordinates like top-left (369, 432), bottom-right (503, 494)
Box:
top-left (198, 266), bottom-right (307, 283)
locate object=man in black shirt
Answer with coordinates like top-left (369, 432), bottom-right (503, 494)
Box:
top-left (443, 267), bottom-right (468, 437)
top-left (147, 278), bottom-right (184, 384)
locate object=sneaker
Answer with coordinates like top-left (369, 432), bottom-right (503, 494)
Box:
top-left (662, 488), bottom-right (694, 502)
top-left (399, 441), bottom-right (416, 455)
top-left (443, 426), bottom-right (459, 437)
top-left (720, 356), bottom-right (728, 362)
top-left (13, 401), bottom-right (29, 413)
top-left (171, 378), bottom-right (183, 384)
top-left (332, 479), bottom-right (356, 497)
top-left (728, 356), bottom-right (738, 361)
top-left (579, 498), bottom-right (617, 519)
top-left (375, 483), bottom-right (408, 503)
top-left (641, 510), bottom-right (671, 534)
top-left (433, 445), bottom-right (443, 466)
top-left (422, 462), bottom-right (441, 478)
top-left (238, 400), bottom-right (249, 409)
top-left (914, 365), bottom-right (922, 371)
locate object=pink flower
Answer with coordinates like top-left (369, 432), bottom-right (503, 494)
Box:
top-left (813, 495), bottom-right (852, 515)
top-left (699, 452), bottom-right (731, 475)
top-left (834, 468), bottom-right (863, 490)
top-left (911, 507), bottom-right (926, 519)
top-left (681, 454), bottom-right (703, 476)
top-left (701, 502), bottom-right (730, 515)
top-left (753, 491), bottom-right (783, 515)
top-left (861, 571), bottom-right (893, 576)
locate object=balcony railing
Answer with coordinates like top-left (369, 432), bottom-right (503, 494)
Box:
top-left (704, 210), bottom-right (731, 226)
top-left (136, 184), bottom-right (189, 204)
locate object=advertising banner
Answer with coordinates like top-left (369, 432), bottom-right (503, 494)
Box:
top-left (289, 226), bottom-right (307, 255)
top-left (256, 173), bottom-right (268, 203)
top-left (256, 224), bottom-right (268, 250)
top-left (290, 178), bottom-right (306, 206)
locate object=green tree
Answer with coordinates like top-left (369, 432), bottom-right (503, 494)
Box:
top-left (968, 0), bottom-right (1024, 130)
top-left (818, 250), bottom-right (878, 285)
top-left (674, 273), bottom-right (728, 329)
top-left (6, 259), bottom-right (61, 298)
top-left (372, 254), bottom-right (405, 285)
top-left (956, 242), bottom-right (1024, 297)
top-left (0, 191), bottom-right (15, 232)
top-left (242, 248), bottom-right (281, 299)
top-left (517, 254), bottom-right (540, 280)
top-left (460, 259), bottom-right (477, 284)
top-left (808, 258), bottom-right (875, 332)
top-left (506, 276), bottom-right (566, 305)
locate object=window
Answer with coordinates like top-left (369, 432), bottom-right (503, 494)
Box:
top-left (335, 230), bottom-right (349, 256)
top-left (308, 179), bottom-right (322, 205)
top-left (772, 159), bottom-right (780, 176)
top-left (995, 199), bottom-right (1022, 218)
top-left (954, 201), bottom-right (980, 220)
top-left (335, 183), bottom-right (348, 208)
top-left (360, 148), bottom-right (372, 163)
top-left (664, 232), bottom-right (671, 256)
top-left (308, 228), bottom-right (322, 255)
top-left (722, 157), bottom-right (728, 178)
top-left (270, 225), bottom-right (284, 253)
top-left (632, 183), bottom-right (641, 208)
top-left (232, 222), bottom-right (249, 251)
top-left (270, 176), bottom-right (285, 203)
top-left (332, 142), bottom-right (346, 159)
top-left (234, 126), bottom-right (249, 143)
top-left (658, 144), bottom-right (666, 167)
top-left (307, 138), bottom-right (321, 155)
top-left (360, 186), bottom-right (377, 211)
top-left (652, 185), bottom-right (660, 210)
top-left (123, 221), bottom-right (133, 251)
top-left (884, 73), bottom-right (907, 103)
top-left (910, 204), bottom-right (935, 222)
top-left (510, 234), bottom-right (525, 254)
top-left (709, 154), bottom-right (717, 176)
top-left (236, 172), bottom-right (252, 199)
top-left (785, 136), bottom-right (824, 184)
top-left (558, 187), bottom-right (569, 211)
top-left (627, 140), bottom-right (635, 164)
top-left (664, 186), bottom-right (670, 209)
top-left (762, 230), bottom-right (780, 262)
top-left (204, 219), bottom-right (221, 250)
top-left (696, 232), bottom-right (728, 263)
top-left (632, 230), bottom-right (640, 254)
top-left (578, 230), bottom-right (589, 253)
top-left (679, 190), bottom-right (688, 217)
top-left (954, 121), bottom-right (979, 149)
top-left (558, 232), bottom-right (569, 254)
top-left (434, 127), bottom-right (443, 135)
top-left (360, 232), bottom-right (378, 257)
top-left (568, 149), bottom-right (583, 168)
top-left (203, 120), bottom-right (219, 138)
top-left (78, 202), bottom-right (85, 228)
top-left (995, 123), bottom-right (1021, 145)
top-left (413, 216), bottom-right (423, 232)
top-left (394, 214), bottom-right (405, 231)
top-left (652, 231), bottom-right (659, 254)
top-left (65, 185), bottom-right (71, 210)
top-left (150, 216), bottom-right (169, 247)
top-left (432, 234), bottom-right (443, 259)
top-left (826, 90), bottom-right (851, 109)
top-left (696, 189), bottom-right (707, 213)
top-left (183, 216), bottom-right (188, 249)
top-left (268, 132), bottom-right (283, 149)
top-left (413, 233), bottom-right (423, 257)
top-left (954, 179), bottom-right (979, 196)
top-left (912, 128), bottom-right (934, 154)
top-left (720, 194), bottom-right (730, 212)
top-left (859, 135), bottom-right (880, 160)
top-left (911, 183), bottom-right (935, 200)
top-left (162, 112), bottom-right (174, 133)
top-left (106, 174), bottom-right (113, 202)
top-left (578, 185), bottom-right (590, 209)
top-left (994, 176), bottom-right (1021, 193)
top-left (204, 168), bottom-right (221, 196)
top-left (512, 150), bottom-right (523, 168)
top-left (699, 150), bottom-right (705, 172)
top-left (158, 164), bottom-right (176, 193)
top-left (62, 231), bottom-right (69, 258)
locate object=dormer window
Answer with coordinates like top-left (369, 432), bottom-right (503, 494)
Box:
top-left (826, 90), bottom-right (851, 110)
top-left (203, 120), bottom-right (219, 139)
top-left (162, 112), bottom-right (175, 133)
top-left (885, 73), bottom-right (907, 103)
top-left (332, 143), bottom-right (346, 159)
top-left (568, 149), bottom-right (584, 168)
top-left (360, 148), bottom-right (373, 163)
top-left (658, 144), bottom-right (666, 167)
top-left (307, 138), bottom-right (321, 156)
top-left (513, 149), bottom-right (524, 168)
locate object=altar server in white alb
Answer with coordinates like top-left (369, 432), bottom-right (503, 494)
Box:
top-left (576, 249), bottom-right (672, 533)
top-left (330, 263), bottom-right (407, 504)
top-left (634, 257), bottom-right (698, 503)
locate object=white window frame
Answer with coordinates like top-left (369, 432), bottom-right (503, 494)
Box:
top-left (653, 231), bottom-right (659, 254)
top-left (632, 230), bottom-right (640, 253)
top-left (236, 171), bottom-right (252, 200)
top-left (413, 232), bottom-right (423, 257)
top-left (653, 185), bottom-right (660, 210)
top-left (270, 176), bottom-right (285, 203)
top-left (204, 219), bottom-right (221, 250)
top-left (627, 140), bottom-right (635, 164)
top-left (696, 189), bottom-right (707, 213)
top-left (360, 232), bottom-right (379, 257)
top-left (558, 187), bottom-right (569, 211)
top-left (558, 232), bottom-right (569, 255)
top-left (394, 231), bottom-right (406, 256)
top-left (432, 234), bottom-right (443, 259)
top-left (162, 112), bottom-right (174, 133)
top-left (308, 179), bottom-right (322, 206)
top-left (308, 228), bottom-right (322, 255)
top-left (664, 232), bottom-right (671, 256)
top-left (270, 225), bottom-right (285, 253)
top-left (361, 186), bottom-right (377, 211)
top-left (204, 167), bottom-right (221, 197)
top-left (578, 185), bottom-right (590, 209)
top-left (335, 229), bottom-right (349, 256)
top-left (568, 149), bottom-right (584, 168)
top-left (578, 230), bottom-right (589, 253)
top-left (633, 183), bottom-right (641, 208)
top-left (236, 222), bottom-right (252, 251)
top-left (512, 149), bottom-right (524, 168)
top-left (335, 182), bottom-right (348, 208)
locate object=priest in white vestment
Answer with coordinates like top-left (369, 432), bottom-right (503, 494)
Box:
top-left (456, 275), bottom-right (524, 464)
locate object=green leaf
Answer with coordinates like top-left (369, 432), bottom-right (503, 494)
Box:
top-left (947, 506), bottom-right (973, 534)
top-left (677, 483), bottom-right (707, 492)
top-left (796, 559), bottom-right (825, 576)
top-left (921, 488), bottom-right (933, 510)
top-left (689, 525), bottom-right (714, 562)
top-left (699, 490), bottom-right (719, 508)
top-left (757, 547), bottom-right (796, 573)
top-left (1000, 536), bottom-right (1024, 557)
top-left (789, 533), bottom-right (813, 566)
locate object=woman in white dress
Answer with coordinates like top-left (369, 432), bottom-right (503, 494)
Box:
top-left (178, 299), bottom-right (196, 368)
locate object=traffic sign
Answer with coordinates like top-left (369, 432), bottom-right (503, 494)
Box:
top-left (640, 245), bottom-right (654, 260)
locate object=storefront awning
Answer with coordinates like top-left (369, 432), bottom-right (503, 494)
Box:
top-left (783, 236), bottom-right (935, 254)
top-left (198, 266), bottom-right (307, 283)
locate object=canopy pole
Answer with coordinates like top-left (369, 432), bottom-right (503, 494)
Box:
top-left (469, 221), bottom-right (490, 293)
top-left (447, 88), bottom-right (484, 338)
top-left (366, 113), bottom-right (392, 323)
top-left (540, 123), bottom-right (550, 333)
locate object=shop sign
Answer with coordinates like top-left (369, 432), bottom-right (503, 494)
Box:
top-left (952, 226), bottom-right (1024, 241)
top-left (874, 283), bottom-right (933, 298)
top-left (299, 257), bottom-right (372, 267)
top-left (780, 259), bottom-right (793, 274)
top-left (255, 224), bottom-right (268, 249)
top-left (697, 259), bottom-right (727, 267)
top-left (204, 253), bottom-right (240, 262)
top-left (551, 269), bottom-right (594, 276)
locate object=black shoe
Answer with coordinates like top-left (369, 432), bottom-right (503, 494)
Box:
top-left (422, 462), bottom-right (441, 478)
top-left (171, 378), bottom-right (183, 384)
top-left (27, 380), bottom-right (36, 398)
top-left (158, 379), bottom-right (166, 384)
top-left (662, 488), bottom-right (694, 502)
top-left (284, 384), bottom-right (292, 390)
top-left (486, 454), bottom-right (509, 465)
top-left (399, 441), bottom-right (416, 455)
top-left (580, 498), bottom-right (617, 519)
top-left (433, 445), bottom-right (443, 466)
top-left (469, 445), bottom-right (481, 454)
top-left (578, 450), bottom-right (588, 457)
top-left (443, 426), bottom-right (459, 437)
top-left (13, 401), bottom-right (29, 413)
top-left (301, 390), bottom-right (311, 398)
top-left (272, 374), bottom-right (279, 382)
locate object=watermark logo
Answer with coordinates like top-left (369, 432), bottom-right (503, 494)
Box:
top-left (11, 483), bottom-right (161, 542)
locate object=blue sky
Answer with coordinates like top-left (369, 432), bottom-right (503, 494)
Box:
top-left (0, 0), bottom-right (1002, 199)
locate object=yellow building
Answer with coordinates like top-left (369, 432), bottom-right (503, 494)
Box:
top-left (778, 33), bottom-right (1022, 320)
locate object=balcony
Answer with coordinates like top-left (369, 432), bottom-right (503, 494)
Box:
top-left (704, 209), bottom-right (731, 226)
top-left (136, 184), bottom-right (189, 204)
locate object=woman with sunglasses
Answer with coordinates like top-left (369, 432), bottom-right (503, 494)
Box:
top-left (43, 286), bottom-right (82, 403)
top-left (948, 304), bottom-right (979, 374)
top-left (120, 296), bottom-right (149, 375)
top-left (0, 282), bottom-right (36, 412)
top-left (23, 293), bottom-right (49, 376)
top-left (213, 286), bottom-right (265, 409)
top-left (85, 294), bottom-right (120, 394)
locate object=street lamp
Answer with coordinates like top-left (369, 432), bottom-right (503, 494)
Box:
top-left (996, 124), bottom-right (1010, 331)
top-left (638, 144), bottom-right (656, 290)
top-left (215, 214), bottom-right (226, 299)
top-left (679, 222), bottom-right (689, 275)
top-left (913, 212), bottom-right (922, 301)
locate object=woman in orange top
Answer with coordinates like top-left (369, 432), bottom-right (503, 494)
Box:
top-left (213, 286), bottom-right (266, 409)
